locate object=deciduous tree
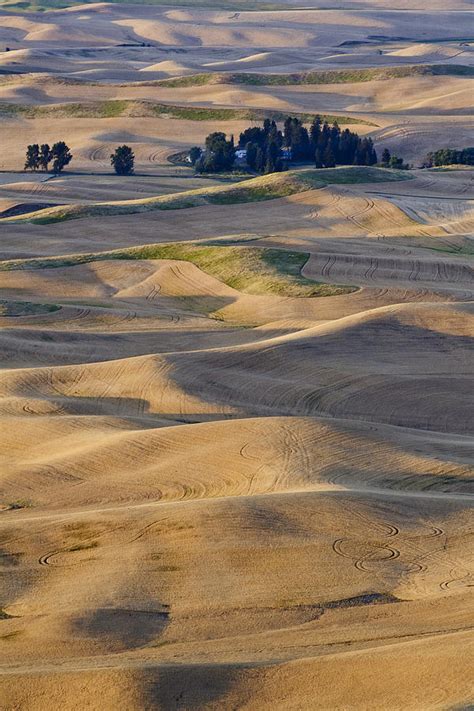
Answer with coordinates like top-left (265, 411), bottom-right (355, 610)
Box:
top-left (51, 142), bottom-right (73, 174)
top-left (39, 144), bottom-right (52, 172)
top-left (24, 144), bottom-right (40, 172)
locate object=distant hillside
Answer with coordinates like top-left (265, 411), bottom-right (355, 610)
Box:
top-left (155, 64), bottom-right (474, 88)
top-left (0, 100), bottom-right (372, 125)
top-left (2, 167), bottom-right (412, 225)
top-left (0, 0), bottom-right (292, 10)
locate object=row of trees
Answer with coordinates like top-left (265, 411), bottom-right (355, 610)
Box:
top-left (192, 116), bottom-right (381, 175)
top-left (24, 142), bottom-right (72, 174)
top-left (238, 120), bottom-right (285, 173)
top-left (24, 144), bottom-right (136, 175)
top-left (424, 147), bottom-right (474, 167)
top-left (283, 116), bottom-right (378, 168)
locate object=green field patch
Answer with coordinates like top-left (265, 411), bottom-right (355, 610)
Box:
top-left (156, 64), bottom-right (474, 88)
top-left (0, 99), bottom-right (370, 125)
top-left (3, 167), bottom-right (412, 225)
top-left (117, 243), bottom-right (356, 297)
top-left (0, 241), bottom-right (358, 299)
top-left (0, 299), bottom-right (61, 316)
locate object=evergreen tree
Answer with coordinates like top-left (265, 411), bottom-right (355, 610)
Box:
top-left (323, 146), bottom-right (336, 168)
top-left (381, 148), bottom-right (391, 166)
top-left (314, 147), bottom-right (323, 169)
top-left (321, 122), bottom-right (331, 149)
top-left (309, 116), bottom-right (321, 149)
top-left (296, 124), bottom-right (311, 161)
top-left (254, 146), bottom-right (265, 173)
top-left (329, 121), bottom-right (341, 161)
top-left (353, 139), bottom-right (367, 166)
top-left (51, 142), bottom-right (73, 174)
top-left (24, 144), bottom-right (40, 171)
top-left (356, 138), bottom-right (376, 166)
top-left (284, 118), bottom-right (310, 161)
top-left (111, 145), bottom-right (135, 175)
top-left (338, 130), bottom-right (354, 165)
top-left (366, 137), bottom-right (377, 165)
top-left (267, 122), bottom-right (283, 148)
top-left (246, 141), bottom-right (258, 169)
top-left (263, 118), bottom-right (273, 135)
top-left (264, 140), bottom-right (281, 174)
top-left (221, 138), bottom-right (236, 170)
top-left (283, 117), bottom-right (294, 148)
top-left (348, 132), bottom-right (360, 164)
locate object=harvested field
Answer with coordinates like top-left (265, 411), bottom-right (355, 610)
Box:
top-left (0, 1), bottom-right (473, 710)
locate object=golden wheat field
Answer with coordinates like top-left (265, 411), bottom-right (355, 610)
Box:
top-left (0, 0), bottom-right (473, 709)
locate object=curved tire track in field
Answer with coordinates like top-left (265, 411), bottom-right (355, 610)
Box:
top-left (304, 250), bottom-right (474, 294)
top-left (332, 537), bottom-right (401, 573)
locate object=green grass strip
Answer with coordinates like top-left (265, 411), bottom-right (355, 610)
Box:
top-left (0, 99), bottom-right (371, 125)
top-left (2, 167), bottom-right (412, 226)
top-left (156, 64), bottom-right (474, 88)
top-left (0, 242), bottom-right (356, 298)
